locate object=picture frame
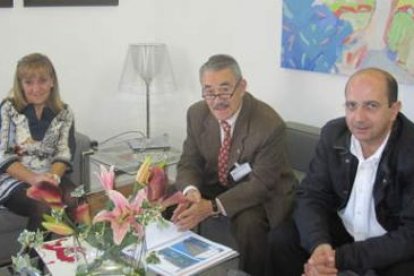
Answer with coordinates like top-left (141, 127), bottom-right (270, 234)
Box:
top-left (0, 0), bottom-right (13, 7)
top-left (23, 0), bottom-right (118, 7)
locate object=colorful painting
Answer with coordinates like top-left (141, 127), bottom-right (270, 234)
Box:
top-left (282, 0), bottom-right (414, 84)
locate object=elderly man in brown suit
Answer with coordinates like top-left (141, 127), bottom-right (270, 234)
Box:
top-left (171, 54), bottom-right (296, 275)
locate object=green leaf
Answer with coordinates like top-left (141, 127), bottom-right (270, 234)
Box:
top-left (146, 251), bottom-right (160, 264)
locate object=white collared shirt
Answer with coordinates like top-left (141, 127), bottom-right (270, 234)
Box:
top-left (338, 134), bottom-right (390, 241)
top-left (219, 104), bottom-right (242, 143)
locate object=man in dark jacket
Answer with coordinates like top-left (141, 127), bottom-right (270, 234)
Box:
top-left (266, 68), bottom-right (414, 276)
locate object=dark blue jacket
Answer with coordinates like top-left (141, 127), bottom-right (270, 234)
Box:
top-left (294, 113), bottom-right (414, 271)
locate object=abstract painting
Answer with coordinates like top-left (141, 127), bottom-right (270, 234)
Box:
top-left (282, 0), bottom-right (414, 84)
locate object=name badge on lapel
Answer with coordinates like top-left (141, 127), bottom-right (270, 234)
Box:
top-left (230, 162), bottom-right (252, 182)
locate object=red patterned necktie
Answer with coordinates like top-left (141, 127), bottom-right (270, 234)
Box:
top-left (218, 121), bottom-right (232, 185)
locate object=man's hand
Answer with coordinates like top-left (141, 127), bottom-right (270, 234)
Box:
top-left (171, 189), bottom-right (201, 222)
top-left (171, 188), bottom-right (215, 230)
top-left (303, 244), bottom-right (337, 276)
top-left (185, 189), bottom-right (202, 203)
top-left (172, 197), bottom-right (214, 231)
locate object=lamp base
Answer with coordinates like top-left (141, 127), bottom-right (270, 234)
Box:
top-left (127, 133), bottom-right (170, 150)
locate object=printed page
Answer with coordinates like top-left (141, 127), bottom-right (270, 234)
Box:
top-left (122, 220), bottom-right (185, 260)
top-left (146, 220), bottom-right (184, 249)
top-left (148, 231), bottom-right (237, 276)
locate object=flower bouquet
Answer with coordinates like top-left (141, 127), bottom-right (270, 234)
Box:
top-left (13, 157), bottom-right (187, 276)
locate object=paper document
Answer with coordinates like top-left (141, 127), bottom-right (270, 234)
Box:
top-left (123, 221), bottom-right (238, 276)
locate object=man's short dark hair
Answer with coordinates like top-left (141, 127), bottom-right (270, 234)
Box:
top-left (346, 68), bottom-right (398, 106)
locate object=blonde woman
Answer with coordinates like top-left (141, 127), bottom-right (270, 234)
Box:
top-left (0, 53), bottom-right (76, 231)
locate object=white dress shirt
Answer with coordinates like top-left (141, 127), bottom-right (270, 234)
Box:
top-left (338, 134), bottom-right (390, 241)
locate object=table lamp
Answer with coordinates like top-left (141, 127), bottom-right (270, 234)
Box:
top-left (119, 43), bottom-right (175, 139)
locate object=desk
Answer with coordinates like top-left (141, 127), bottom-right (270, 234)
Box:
top-left (86, 141), bottom-right (180, 193)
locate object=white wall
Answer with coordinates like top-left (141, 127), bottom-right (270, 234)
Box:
top-left (0, 0), bottom-right (157, 141)
top-left (0, 0), bottom-right (413, 148)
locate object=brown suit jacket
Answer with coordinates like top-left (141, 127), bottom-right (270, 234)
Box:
top-left (176, 93), bottom-right (296, 228)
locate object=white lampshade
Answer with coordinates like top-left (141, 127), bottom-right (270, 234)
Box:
top-left (118, 43), bottom-right (175, 138)
top-left (119, 43), bottom-right (175, 95)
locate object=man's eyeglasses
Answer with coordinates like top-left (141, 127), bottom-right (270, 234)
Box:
top-left (202, 78), bottom-right (242, 101)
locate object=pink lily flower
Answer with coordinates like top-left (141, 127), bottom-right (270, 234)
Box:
top-left (96, 165), bottom-right (115, 191)
top-left (130, 188), bottom-right (147, 210)
top-left (27, 181), bottom-right (64, 209)
top-left (93, 190), bottom-right (144, 245)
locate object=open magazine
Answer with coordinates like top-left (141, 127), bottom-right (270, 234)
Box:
top-left (123, 221), bottom-right (238, 276)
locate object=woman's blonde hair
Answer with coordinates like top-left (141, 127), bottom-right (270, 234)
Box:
top-left (10, 53), bottom-right (64, 113)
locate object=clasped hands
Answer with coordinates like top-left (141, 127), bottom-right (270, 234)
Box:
top-left (8, 161), bottom-right (61, 187)
top-left (171, 189), bottom-right (214, 231)
top-left (303, 244), bottom-right (337, 276)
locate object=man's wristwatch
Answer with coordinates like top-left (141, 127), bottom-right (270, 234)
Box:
top-left (210, 199), bottom-right (220, 216)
